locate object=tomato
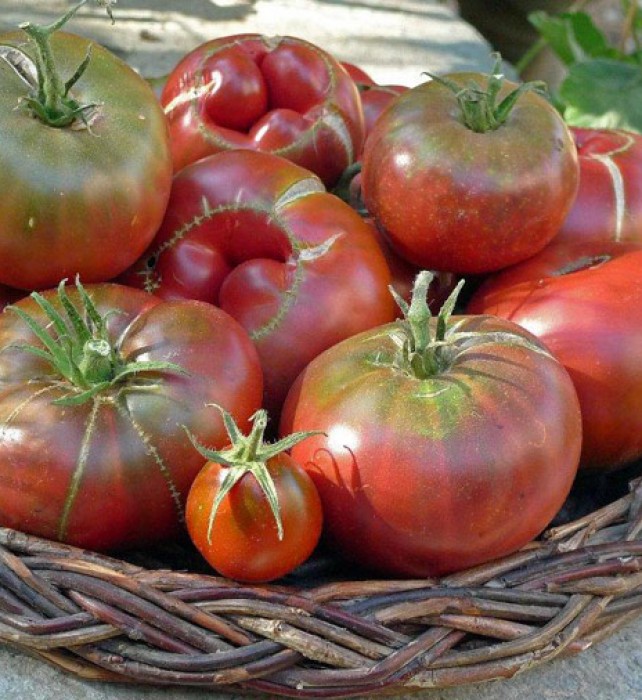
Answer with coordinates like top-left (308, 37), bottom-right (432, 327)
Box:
top-left (468, 240), bottom-right (642, 472)
top-left (280, 273), bottom-right (582, 578)
top-left (0, 5), bottom-right (172, 290)
top-left (340, 61), bottom-right (408, 141)
top-left (556, 127), bottom-right (642, 245)
top-left (341, 61), bottom-right (376, 86)
top-left (185, 408), bottom-right (323, 583)
top-left (121, 149), bottom-right (395, 417)
top-left (363, 217), bottom-right (459, 316)
top-left (161, 34), bottom-right (365, 187)
top-left (361, 62), bottom-right (579, 274)
top-left (360, 84), bottom-right (408, 140)
top-left (0, 281), bottom-right (263, 551)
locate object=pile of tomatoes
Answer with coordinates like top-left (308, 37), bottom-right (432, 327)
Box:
top-left (1, 2), bottom-right (641, 583)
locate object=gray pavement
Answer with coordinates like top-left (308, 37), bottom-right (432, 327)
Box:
top-left (0, 1), bottom-right (640, 698)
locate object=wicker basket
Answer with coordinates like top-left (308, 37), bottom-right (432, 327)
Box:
top-left (0, 466), bottom-right (640, 699)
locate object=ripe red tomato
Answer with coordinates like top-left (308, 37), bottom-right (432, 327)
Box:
top-left (361, 67), bottom-right (579, 274)
top-left (280, 273), bottom-right (582, 577)
top-left (556, 128), bottom-right (642, 245)
top-left (468, 240), bottom-right (642, 472)
top-left (0, 11), bottom-right (172, 290)
top-left (360, 84), bottom-right (408, 140)
top-left (161, 34), bottom-right (365, 187)
top-left (0, 281), bottom-right (263, 551)
top-left (185, 409), bottom-right (323, 583)
top-left (121, 149), bottom-right (395, 416)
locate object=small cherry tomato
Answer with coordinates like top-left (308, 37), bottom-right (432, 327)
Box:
top-left (186, 407), bottom-right (323, 583)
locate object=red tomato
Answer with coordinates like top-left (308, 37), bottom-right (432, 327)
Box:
top-left (360, 84), bottom-right (408, 140)
top-left (0, 11), bottom-right (172, 290)
top-left (280, 273), bottom-right (582, 577)
top-left (186, 408), bottom-right (323, 583)
top-left (468, 240), bottom-right (642, 471)
top-left (361, 68), bottom-right (579, 274)
top-left (161, 34), bottom-right (365, 187)
top-left (341, 61), bottom-right (376, 86)
top-left (0, 281), bottom-right (263, 551)
top-left (364, 217), bottom-right (459, 316)
top-left (121, 149), bottom-right (395, 417)
top-left (556, 128), bottom-right (642, 245)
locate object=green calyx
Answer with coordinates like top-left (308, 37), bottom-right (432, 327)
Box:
top-left (6, 277), bottom-right (188, 406)
top-left (390, 270), bottom-right (552, 379)
top-left (15, 0), bottom-right (115, 128)
top-left (426, 53), bottom-right (548, 133)
top-left (185, 407), bottom-right (322, 544)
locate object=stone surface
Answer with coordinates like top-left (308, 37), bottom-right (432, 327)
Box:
top-left (0, 1), bottom-right (639, 698)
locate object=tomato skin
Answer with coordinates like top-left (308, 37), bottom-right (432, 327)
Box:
top-left (361, 74), bottom-right (579, 274)
top-left (280, 315), bottom-right (582, 578)
top-left (161, 34), bottom-right (364, 187)
top-left (186, 453), bottom-right (323, 582)
top-left (360, 84), bottom-right (408, 140)
top-left (468, 240), bottom-right (642, 472)
top-left (0, 31), bottom-right (173, 290)
top-left (121, 149), bottom-right (395, 416)
top-left (0, 285), bottom-right (263, 551)
top-left (556, 128), bottom-right (642, 245)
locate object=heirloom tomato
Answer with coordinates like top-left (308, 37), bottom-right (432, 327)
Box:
top-left (468, 240), bottom-right (642, 472)
top-left (121, 149), bottom-right (395, 417)
top-left (0, 281), bottom-right (263, 551)
top-left (161, 33), bottom-right (364, 187)
top-left (361, 58), bottom-right (579, 274)
top-left (186, 408), bottom-right (322, 583)
top-left (281, 273), bottom-right (582, 578)
top-left (556, 128), bottom-right (642, 245)
top-left (0, 2), bottom-right (173, 290)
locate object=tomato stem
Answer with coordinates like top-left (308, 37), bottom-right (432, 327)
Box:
top-left (391, 270), bottom-right (465, 378)
top-left (425, 54), bottom-right (547, 133)
top-left (17, 0), bottom-right (115, 127)
top-left (5, 278), bottom-right (188, 405)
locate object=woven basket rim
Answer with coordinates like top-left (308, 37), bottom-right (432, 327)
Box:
top-left (0, 473), bottom-right (640, 698)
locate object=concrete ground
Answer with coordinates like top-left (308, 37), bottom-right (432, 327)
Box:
top-left (0, 1), bottom-right (640, 698)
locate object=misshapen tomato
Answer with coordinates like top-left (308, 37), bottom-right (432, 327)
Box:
top-left (121, 149), bottom-right (395, 417)
top-left (468, 240), bottom-right (642, 472)
top-left (556, 127), bottom-right (642, 245)
top-left (0, 5), bottom-right (172, 290)
top-left (161, 34), bottom-right (364, 187)
top-left (280, 273), bottom-right (582, 578)
top-left (0, 281), bottom-right (263, 551)
top-left (361, 63), bottom-right (579, 274)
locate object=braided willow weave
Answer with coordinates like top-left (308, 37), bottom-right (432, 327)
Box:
top-left (0, 475), bottom-right (639, 698)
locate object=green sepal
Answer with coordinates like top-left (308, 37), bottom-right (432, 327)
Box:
top-left (5, 278), bottom-right (191, 405)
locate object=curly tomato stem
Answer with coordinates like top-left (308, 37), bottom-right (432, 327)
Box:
top-left (425, 54), bottom-right (547, 133)
top-left (18, 0), bottom-right (115, 127)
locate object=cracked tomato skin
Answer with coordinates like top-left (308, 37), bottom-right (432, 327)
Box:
top-left (161, 33), bottom-right (365, 187)
top-left (0, 284), bottom-right (263, 551)
top-left (0, 31), bottom-right (173, 290)
top-left (556, 128), bottom-right (642, 245)
top-left (280, 314), bottom-right (582, 578)
top-left (120, 149), bottom-right (395, 417)
top-left (468, 240), bottom-right (642, 472)
top-left (361, 74), bottom-right (579, 274)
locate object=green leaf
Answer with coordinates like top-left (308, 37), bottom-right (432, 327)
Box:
top-left (528, 10), bottom-right (620, 66)
top-left (559, 59), bottom-right (642, 133)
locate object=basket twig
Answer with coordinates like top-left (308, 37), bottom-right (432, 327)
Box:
top-left (0, 476), bottom-right (639, 697)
